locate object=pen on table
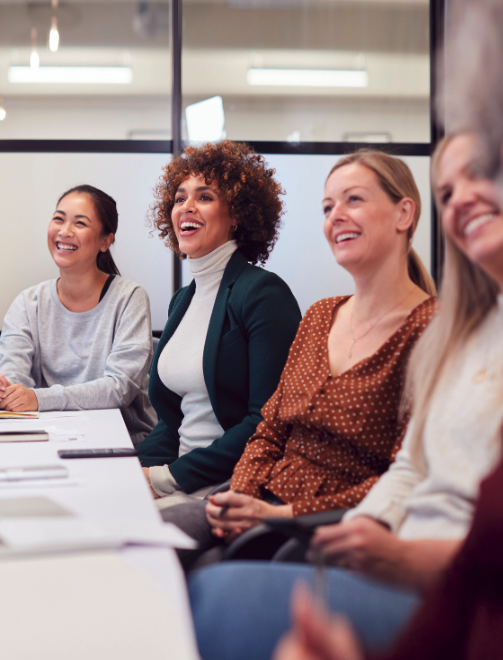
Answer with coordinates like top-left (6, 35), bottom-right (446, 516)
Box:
top-left (313, 547), bottom-right (328, 606)
top-left (218, 489), bottom-right (243, 518)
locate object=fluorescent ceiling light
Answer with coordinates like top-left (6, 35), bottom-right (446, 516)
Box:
top-left (247, 68), bottom-right (368, 88)
top-left (8, 66), bottom-right (133, 85)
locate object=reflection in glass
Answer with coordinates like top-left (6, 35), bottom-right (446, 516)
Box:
top-left (182, 0), bottom-right (430, 143)
top-left (0, 1), bottom-right (171, 140)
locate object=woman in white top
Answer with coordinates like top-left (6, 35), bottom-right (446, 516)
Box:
top-left (0, 184), bottom-right (156, 444)
top-left (187, 132), bottom-right (503, 660)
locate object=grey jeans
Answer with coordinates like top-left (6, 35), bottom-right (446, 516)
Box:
top-left (161, 500), bottom-right (226, 571)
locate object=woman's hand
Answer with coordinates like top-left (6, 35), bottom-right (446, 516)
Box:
top-left (309, 516), bottom-right (405, 583)
top-left (273, 582), bottom-right (363, 660)
top-left (206, 490), bottom-right (293, 539)
top-left (142, 466), bottom-right (160, 499)
top-left (310, 516), bottom-right (462, 591)
top-left (0, 374), bottom-right (12, 401)
top-left (0, 382), bottom-right (38, 412)
top-left (0, 374), bottom-right (11, 393)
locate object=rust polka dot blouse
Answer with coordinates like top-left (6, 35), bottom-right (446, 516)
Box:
top-left (230, 295), bottom-right (437, 516)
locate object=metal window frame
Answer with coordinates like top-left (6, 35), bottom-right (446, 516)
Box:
top-left (0, 0), bottom-right (445, 292)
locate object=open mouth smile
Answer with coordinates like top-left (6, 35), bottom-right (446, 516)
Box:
top-left (56, 242), bottom-right (78, 252)
top-left (463, 213), bottom-right (496, 237)
top-left (335, 232), bottom-right (361, 244)
top-left (180, 220), bottom-right (204, 235)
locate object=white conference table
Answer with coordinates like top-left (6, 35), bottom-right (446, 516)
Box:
top-left (0, 409), bottom-right (200, 660)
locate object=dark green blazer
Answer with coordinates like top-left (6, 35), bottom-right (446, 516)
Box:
top-left (136, 249), bottom-right (301, 493)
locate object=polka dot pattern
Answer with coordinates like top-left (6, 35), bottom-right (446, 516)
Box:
top-left (230, 296), bottom-right (437, 516)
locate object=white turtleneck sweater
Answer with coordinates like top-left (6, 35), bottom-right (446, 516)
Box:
top-left (345, 294), bottom-right (503, 540)
top-left (149, 240), bottom-right (238, 496)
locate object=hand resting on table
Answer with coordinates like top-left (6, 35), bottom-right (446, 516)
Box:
top-left (0, 374), bottom-right (38, 412)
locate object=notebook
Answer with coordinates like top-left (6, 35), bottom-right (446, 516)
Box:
top-left (0, 411), bottom-right (39, 419)
top-left (0, 430), bottom-right (49, 442)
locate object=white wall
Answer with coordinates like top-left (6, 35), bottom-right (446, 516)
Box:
top-left (0, 151), bottom-right (431, 332)
top-left (182, 154), bottom-right (432, 315)
top-left (0, 152), bottom-right (173, 330)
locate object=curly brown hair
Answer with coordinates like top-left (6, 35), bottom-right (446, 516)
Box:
top-left (150, 141), bottom-right (284, 265)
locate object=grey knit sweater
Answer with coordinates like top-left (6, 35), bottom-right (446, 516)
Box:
top-left (0, 277), bottom-right (157, 444)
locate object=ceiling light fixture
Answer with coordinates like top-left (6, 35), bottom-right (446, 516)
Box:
top-left (49, 18), bottom-right (60, 53)
top-left (247, 68), bottom-right (368, 88)
top-left (49, 0), bottom-right (60, 53)
top-left (8, 66), bottom-right (134, 84)
top-left (30, 28), bottom-right (39, 70)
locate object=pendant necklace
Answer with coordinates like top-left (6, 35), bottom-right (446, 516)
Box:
top-left (348, 288), bottom-right (415, 359)
top-left (470, 300), bottom-right (503, 384)
top-left (472, 368), bottom-right (488, 384)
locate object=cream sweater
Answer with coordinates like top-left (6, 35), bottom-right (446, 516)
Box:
top-left (345, 295), bottom-right (503, 540)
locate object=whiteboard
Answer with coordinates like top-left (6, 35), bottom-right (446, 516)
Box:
top-left (0, 151), bottom-right (431, 331)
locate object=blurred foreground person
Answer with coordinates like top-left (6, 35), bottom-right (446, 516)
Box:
top-left (274, 425), bottom-right (503, 660)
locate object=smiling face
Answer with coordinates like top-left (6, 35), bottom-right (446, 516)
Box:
top-left (323, 163), bottom-right (413, 275)
top-left (172, 174), bottom-right (234, 259)
top-left (47, 192), bottom-right (114, 273)
top-left (437, 134), bottom-right (503, 287)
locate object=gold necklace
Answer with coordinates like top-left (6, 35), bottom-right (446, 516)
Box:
top-left (471, 368), bottom-right (487, 384)
top-left (348, 288), bottom-right (415, 358)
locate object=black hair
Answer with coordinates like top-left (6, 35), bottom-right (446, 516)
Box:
top-left (56, 184), bottom-right (121, 276)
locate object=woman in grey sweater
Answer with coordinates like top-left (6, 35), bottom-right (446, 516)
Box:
top-left (0, 184), bottom-right (156, 444)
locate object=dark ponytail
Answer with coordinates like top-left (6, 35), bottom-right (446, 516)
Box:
top-left (56, 184), bottom-right (121, 276)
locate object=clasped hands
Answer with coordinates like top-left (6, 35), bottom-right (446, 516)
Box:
top-left (308, 515), bottom-right (404, 583)
top-left (0, 374), bottom-right (38, 412)
top-left (206, 490), bottom-right (294, 540)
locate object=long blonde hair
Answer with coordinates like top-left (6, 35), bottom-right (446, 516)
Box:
top-left (405, 134), bottom-right (499, 466)
top-left (328, 151), bottom-right (436, 296)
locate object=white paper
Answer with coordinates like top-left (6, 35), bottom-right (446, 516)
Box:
top-left (39, 411), bottom-right (87, 420)
top-left (0, 478), bottom-right (81, 489)
top-left (0, 518), bottom-right (197, 553)
top-left (44, 426), bottom-right (86, 439)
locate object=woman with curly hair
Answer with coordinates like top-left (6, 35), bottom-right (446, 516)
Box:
top-left (136, 140), bottom-right (302, 506)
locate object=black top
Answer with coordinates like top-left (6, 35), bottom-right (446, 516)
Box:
top-left (99, 275), bottom-right (115, 302)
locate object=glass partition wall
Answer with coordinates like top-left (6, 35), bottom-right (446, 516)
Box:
top-left (0, 1), bottom-right (171, 139)
top-left (0, 0), bottom-right (440, 330)
top-left (182, 0), bottom-right (430, 144)
top-left (0, 0), bottom-right (431, 143)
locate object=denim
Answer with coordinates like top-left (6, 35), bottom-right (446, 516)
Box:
top-left (189, 562), bottom-right (421, 660)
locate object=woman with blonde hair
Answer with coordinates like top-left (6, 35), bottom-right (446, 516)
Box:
top-left (187, 133), bottom-right (503, 660)
top-left (164, 148), bottom-right (436, 569)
